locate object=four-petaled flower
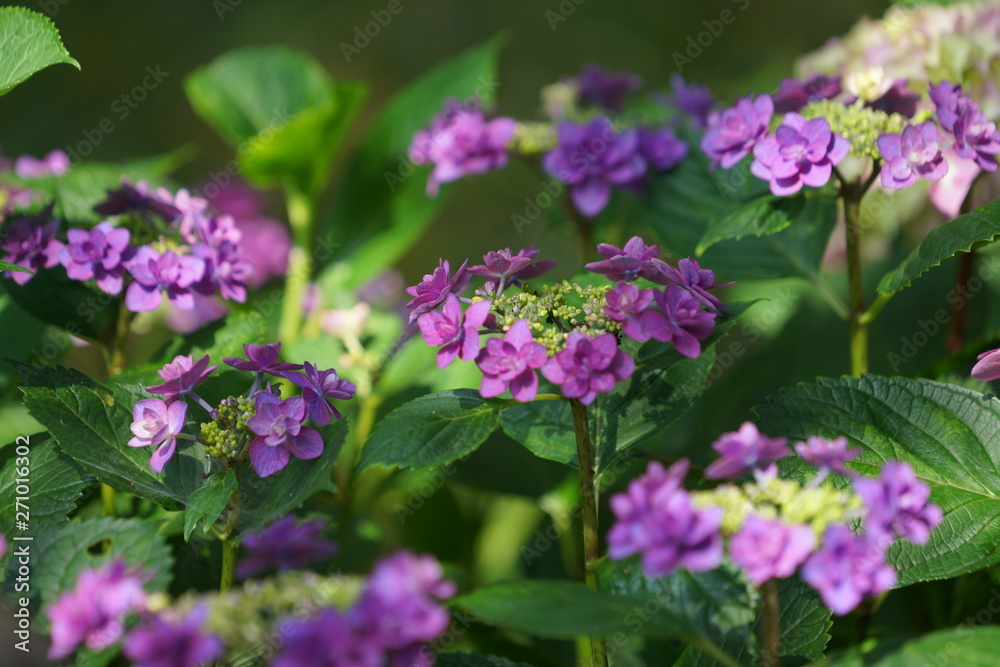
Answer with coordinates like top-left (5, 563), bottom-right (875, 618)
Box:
top-left (658, 257), bottom-right (730, 313)
top-left (123, 605), bottom-right (224, 667)
top-left (603, 281), bottom-right (654, 340)
top-left (705, 422), bottom-right (789, 480)
top-left (877, 122), bottom-right (948, 189)
top-left (751, 113), bottom-right (849, 196)
top-left (585, 236), bottom-right (665, 282)
top-left (247, 392), bottom-right (325, 477)
top-left (667, 73), bottom-right (714, 128)
top-left (771, 73), bottom-right (842, 114)
top-left (575, 63), bottom-right (642, 112)
top-left (59, 222), bottom-right (134, 295)
top-left (467, 245), bottom-right (557, 286)
top-left (405, 258), bottom-right (471, 324)
top-left (283, 362), bottom-right (357, 426)
top-left (236, 515), bottom-right (338, 578)
top-left (125, 246), bottom-right (205, 312)
top-left (931, 81), bottom-right (1000, 172)
top-left (146, 354), bottom-right (217, 403)
top-left (0, 205), bottom-right (63, 285)
top-left (728, 515), bottom-right (816, 585)
top-left (542, 332), bottom-right (635, 405)
top-left (128, 398), bottom-right (187, 473)
top-left (224, 342), bottom-right (303, 375)
top-left (629, 285), bottom-right (717, 358)
top-left (93, 180), bottom-right (181, 222)
top-left (855, 461), bottom-right (942, 546)
top-left (701, 94), bottom-right (773, 170)
top-left (795, 436), bottom-right (860, 476)
top-left (801, 525), bottom-right (896, 616)
top-left (475, 319), bottom-right (548, 402)
top-left (418, 294), bottom-right (492, 369)
top-left (637, 126), bottom-right (688, 172)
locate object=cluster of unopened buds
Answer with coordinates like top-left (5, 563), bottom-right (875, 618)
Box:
top-left (407, 236), bottom-right (729, 404)
top-left (608, 423), bottom-right (943, 615)
top-left (128, 343), bottom-right (355, 477)
top-left (43, 513), bottom-right (453, 667)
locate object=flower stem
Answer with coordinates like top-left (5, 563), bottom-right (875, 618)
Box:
top-left (278, 186), bottom-right (315, 345)
top-left (946, 191), bottom-right (978, 355)
top-left (219, 493), bottom-right (241, 593)
top-left (761, 578), bottom-right (781, 667)
top-left (106, 306), bottom-right (133, 377)
top-left (569, 398), bottom-right (607, 667)
top-left (100, 483), bottom-right (116, 517)
top-left (843, 186), bottom-right (867, 377)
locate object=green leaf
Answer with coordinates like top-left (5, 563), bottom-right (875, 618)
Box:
top-left (3, 264), bottom-right (120, 341)
top-left (696, 195), bottom-right (806, 255)
top-left (0, 260), bottom-right (31, 275)
top-left (0, 7), bottom-right (79, 96)
top-left (816, 626), bottom-right (1000, 666)
top-left (236, 418), bottom-right (347, 533)
top-left (435, 653), bottom-right (531, 667)
top-left (355, 389), bottom-right (502, 474)
top-left (29, 517), bottom-right (173, 613)
top-left (499, 301), bottom-right (757, 473)
top-left (878, 198), bottom-right (1000, 294)
top-left (16, 363), bottom-right (210, 511)
top-left (183, 469), bottom-right (237, 541)
top-left (319, 36), bottom-right (503, 288)
top-left (0, 433), bottom-right (93, 577)
top-left (754, 374), bottom-right (1000, 585)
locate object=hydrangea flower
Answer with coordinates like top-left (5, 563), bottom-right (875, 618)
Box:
top-left (607, 459), bottom-right (724, 578)
top-left (128, 398), bottom-right (187, 473)
top-left (795, 436), bottom-right (860, 476)
top-left (467, 245), bottom-right (557, 285)
top-left (46, 560), bottom-right (147, 660)
top-left (930, 81), bottom-right (1000, 172)
top-left (123, 605), bottom-right (223, 667)
top-left (146, 354), bottom-right (217, 404)
top-left (972, 347), bottom-right (1000, 381)
top-left (876, 122), bottom-right (948, 189)
top-left (272, 608), bottom-right (380, 667)
top-left (475, 319), bottom-right (548, 402)
top-left (701, 94), bottom-right (773, 169)
top-left (192, 239), bottom-right (252, 303)
top-left (247, 393), bottom-right (324, 477)
top-left (236, 515), bottom-right (338, 578)
top-left (125, 246), bottom-right (206, 312)
top-left (576, 63), bottom-right (642, 112)
top-left (603, 281), bottom-right (654, 340)
top-left (542, 332), bottom-right (634, 405)
top-left (729, 515), bottom-right (815, 585)
top-left (206, 182), bottom-right (290, 289)
top-left (855, 461), bottom-right (942, 546)
top-left (543, 117), bottom-right (646, 217)
top-left (771, 73), bottom-right (842, 114)
top-left (750, 113), bottom-right (850, 196)
top-left (585, 236), bottom-right (664, 282)
top-left (405, 258), bottom-right (470, 324)
top-left (93, 180), bottom-right (181, 222)
top-left (283, 362), bottom-right (356, 425)
top-left (59, 222), bottom-right (134, 295)
top-left (224, 342), bottom-right (303, 375)
top-left (658, 257), bottom-right (730, 313)
top-left (408, 101), bottom-right (516, 196)
top-left (629, 285), bottom-right (716, 358)
top-left (705, 422), bottom-right (790, 480)
top-left (0, 206), bottom-right (63, 285)
top-left (866, 79), bottom-right (920, 118)
top-left (667, 73), bottom-right (714, 128)
top-left (14, 149), bottom-right (70, 178)
top-left (637, 126), bottom-right (688, 172)
top-left (801, 525), bottom-right (896, 615)
top-left (418, 294), bottom-right (492, 369)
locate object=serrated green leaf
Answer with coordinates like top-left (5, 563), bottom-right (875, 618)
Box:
top-left (0, 7), bottom-right (79, 96)
top-left (754, 374), bottom-right (1000, 585)
top-left (877, 198), bottom-right (1000, 294)
top-left (16, 363), bottom-right (210, 510)
top-left (815, 626), bottom-right (1000, 666)
top-left (3, 265), bottom-right (120, 341)
top-left (183, 469), bottom-right (237, 541)
top-left (356, 390), bottom-right (501, 474)
top-left (236, 418), bottom-right (347, 533)
top-left (696, 195), bottom-right (806, 255)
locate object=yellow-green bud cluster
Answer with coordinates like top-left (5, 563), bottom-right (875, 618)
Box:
top-left (491, 281), bottom-right (618, 356)
top-left (510, 121), bottom-right (557, 155)
top-left (201, 396), bottom-right (255, 461)
top-left (799, 99), bottom-right (908, 160)
top-left (693, 474), bottom-right (862, 538)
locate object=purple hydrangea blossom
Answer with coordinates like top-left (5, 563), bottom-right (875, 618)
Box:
top-left (866, 80), bottom-right (921, 118)
top-left (543, 117), bottom-right (647, 217)
top-left (1, 206), bottom-right (63, 285)
top-left (701, 94), bottom-right (774, 170)
top-left (14, 150), bottom-right (70, 178)
top-left (603, 281), bottom-right (654, 340)
top-left (751, 113), bottom-right (850, 196)
top-left (542, 332), bottom-right (635, 405)
top-left (272, 608), bottom-right (380, 667)
top-left (795, 436), bottom-right (860, 476)
top-left (247, 392), bottom-right (324, 477)
top-left (122, 605), bottom-right (223, 667)
top-left (585, 236), bottom-right (664, 282)
top-left (405, 258), bottom-right (471, 324)
top-left (146, 354), bottom-right (217, 404)
top-left (658, 257), bottom-right (730, 313)
top-left (705, 422), bottom-right (790, 480)
top-left (191, 239), bottom-right (252, 303)
top-left (576, 63), bottom-right (642, 112)
top-left (637, 127), bottom-right (689, 172)
top-left (224, 342), bottom-right (303, 375)
top-left (771, 73), bottom-right (842, 114)
top-left (855, 461), bottom-right (943, 546)
top-left (46, 560), bottom-right (147, 660)
top-left (628, 285), bottom-right (717, 358)
top-left (728, 515), bottom-right (816, 585)
top-left (668, 73), bottom-right (714, 128)
top-left (801, 525), bottom-right (897, 616)
top-left (206, 181), bottom-right (291, 289)
top-left (408, 102), bottom-right (516, 196)
top-left (283, 362), bottom-right (356, 426)
top-left (236, 515), bottom-right (338, 578)
top-left (607, 459), bottom-right (724, 578)
top-left (467, 245), bottom-right (557, 285)
top-left (418, 294), bottom-right (492, 369)
top-left (127, 398), bottom-right (187, 473)
top-left (930, 81), bottom-right (1000, 172)
top-left (59, 222), bottom-right (134, 295)
top-left (972, 347), bottom-right (1000, 381)
top-left (125, 246), bottom-right (206, 312)
top-left (475, 319), bottom-right (548, 402)
top-left (876, 122), bottom-right (948, 189)
top-left (93, 180), bottom-right (181, 222)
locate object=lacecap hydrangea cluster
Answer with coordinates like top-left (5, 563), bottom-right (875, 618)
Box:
top-left (407, 236), bottom-right (729, 404)
top-left (44, 514), bottom-right (453, 667)
top-left (128, 342), bottom-right (354, 477)
top-left (607, 423), bottom-right (943, 615)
